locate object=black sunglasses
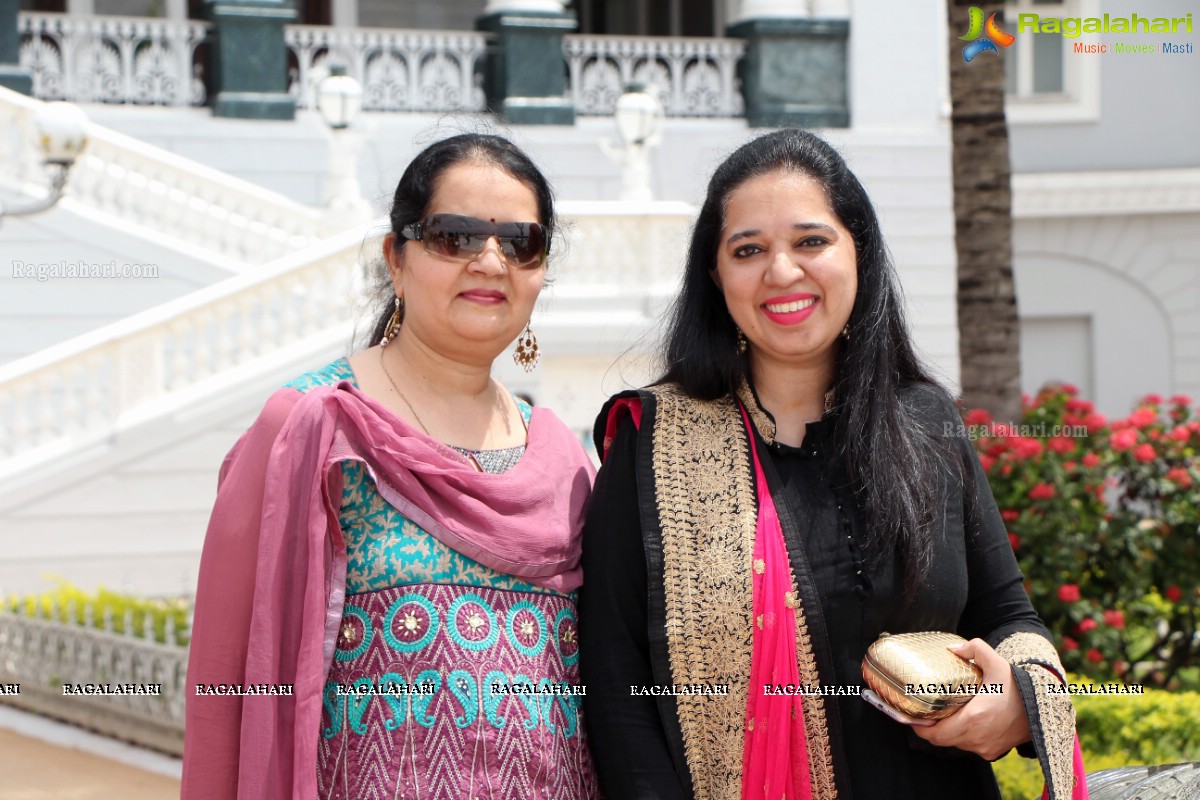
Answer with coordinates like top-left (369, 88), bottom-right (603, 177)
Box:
top-left (401, 214), bottom-right (548, 269)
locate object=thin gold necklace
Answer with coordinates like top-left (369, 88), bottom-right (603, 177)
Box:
top-left (379, 347), bottom-right (432, 436)
top-left (378, 348), bottom-right (488, 473)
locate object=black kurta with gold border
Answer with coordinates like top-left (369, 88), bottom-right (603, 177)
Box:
top-left (579, 383), bottom-right (1077, 800)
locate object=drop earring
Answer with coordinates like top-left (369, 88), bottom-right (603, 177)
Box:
top-left (380, 296), bottom-right (403, 347)
top-left (736, 327), bottom-right (748, 354)
top-left (513, 323), bottom-right (540, 372)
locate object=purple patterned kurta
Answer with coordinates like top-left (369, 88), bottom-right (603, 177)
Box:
top-left (318, 585), bottom-right (595, 799)
top-left (291, 360), bottom-right (597, 800)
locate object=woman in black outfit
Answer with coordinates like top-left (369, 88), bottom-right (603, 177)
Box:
top-left (578, 129), bottom-right (1082, 800)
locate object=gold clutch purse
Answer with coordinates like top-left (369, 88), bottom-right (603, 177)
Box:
top-left (861, 632), bottom-right (983, 720)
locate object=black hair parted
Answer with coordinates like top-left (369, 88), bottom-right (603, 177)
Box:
top-left (367, 133), bottom-right (557, 347)
top-left (659, 128), bottom-right (959, 597)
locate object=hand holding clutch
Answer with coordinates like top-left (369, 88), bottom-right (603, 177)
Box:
top-left (908, 637), bottom-right (1033, 762)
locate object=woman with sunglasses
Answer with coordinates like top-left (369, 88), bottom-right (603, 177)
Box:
top-left (579, 129), bottom-right (1085, 800)
top-left (183, 134), bottom-right (598, 800)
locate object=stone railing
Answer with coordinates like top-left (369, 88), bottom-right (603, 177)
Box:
top-left (555, 199), bottom-right (694, 287)
top-left (285, 25), bottom-right (487, 112)
top-left (0, 229), bottom-right (364, 479)
top-left (0, 86), bottom-right (335, 266)
top-left (15, 13), bottom-right (749, 120)
top-left (0, 204), bottom-right (694, 481)
top-left (0, 605), bottom-right (188, 756)
top-left (563, 34), bottom-right (745, 117)
top-left (18, 12), bottom-right (208, 107)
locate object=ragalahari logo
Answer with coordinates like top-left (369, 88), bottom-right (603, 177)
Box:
top-left (960, 7), bottom-right (1016, 62)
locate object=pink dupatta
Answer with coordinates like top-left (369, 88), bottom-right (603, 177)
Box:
top-left (738, 401), bottom-right (813, 800)
top-left (182, 381), bottom-right (594, 800)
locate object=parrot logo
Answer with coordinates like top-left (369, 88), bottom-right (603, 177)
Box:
top-left (960, 7), bottom-right (1016, 62)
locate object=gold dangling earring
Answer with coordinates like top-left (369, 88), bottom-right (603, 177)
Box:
top-left (736, 327), bottom-right (748, 354)
top-left (380, 296), bottom-right (403, 347)
top-left (841, 322), bottom-right (851, 341)
top-left (513, 323), bottom-right (540, 372)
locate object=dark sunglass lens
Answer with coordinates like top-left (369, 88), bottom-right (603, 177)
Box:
top-left (504, 224), bottom-right (545, 266)
top-left (430, 230), bottom-right (461, 258)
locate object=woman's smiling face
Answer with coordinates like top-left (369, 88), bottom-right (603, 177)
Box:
top-left (713, 168), bottom-right (858, 374)
top-left (385, 160), bottom-right (545, 362)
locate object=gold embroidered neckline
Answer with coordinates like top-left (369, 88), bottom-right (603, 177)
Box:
top-left (734, 381), bottom-right (837, 447)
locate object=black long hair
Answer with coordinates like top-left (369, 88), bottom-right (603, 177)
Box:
top-left (660, 128), bottom-right (954, 596)
top-left (367, 133), bottom-right (557, 346)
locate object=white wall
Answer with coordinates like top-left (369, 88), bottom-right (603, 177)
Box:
top-left (1014, 211), bottom-right (1200, 414)
top-left (1008, 0), bottom-right (1200, 174)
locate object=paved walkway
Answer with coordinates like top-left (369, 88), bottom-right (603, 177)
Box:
top-left (0, 707), bottom-right (180, 800)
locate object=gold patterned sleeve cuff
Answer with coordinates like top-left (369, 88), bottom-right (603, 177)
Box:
top-left (996, 632), bottom-right (1077, 800)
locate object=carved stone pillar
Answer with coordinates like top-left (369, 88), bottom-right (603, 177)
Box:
top-left (727, 0), bottom-right (849, 127)
top-left (476, 0), bottom-right (575, 125)
top-left (0, 0), bottom-right (33, 95)
top-left (202, 0), bottom-right (296, 120)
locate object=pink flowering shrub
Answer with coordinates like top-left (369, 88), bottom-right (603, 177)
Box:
top-left (963, 387), bottom-right (1200, 688)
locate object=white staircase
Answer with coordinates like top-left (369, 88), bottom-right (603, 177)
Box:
top-left (0, 91), bottom-right (694, 594)
top-left (1, 86), bottom-right (338, 270)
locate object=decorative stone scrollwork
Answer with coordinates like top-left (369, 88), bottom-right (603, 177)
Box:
top-left (285, 25), bottom-right (487, 113)
top-left (0, 609), bottom-right (188, 755)
top-left (18, 13), bottom-right (209, 106)
top-left (564, 35), bottom-right (745, 117)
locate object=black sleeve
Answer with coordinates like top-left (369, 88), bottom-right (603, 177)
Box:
top-left (579, 416), bottom-right (688, 800)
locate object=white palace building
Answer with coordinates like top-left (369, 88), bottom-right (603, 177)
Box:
top-left (0, 0), bottom-right (1197, 597)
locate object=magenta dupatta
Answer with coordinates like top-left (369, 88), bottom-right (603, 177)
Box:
top-left (738, 402), bottom-right (813, 800)
top-left (181, 380), bottom-right (594, 800)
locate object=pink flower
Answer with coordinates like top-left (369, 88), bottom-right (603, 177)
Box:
top-left (1048, 436), bottom-right (1075, 455)
top-left (1141, 393), bottom-right (1163, 406)
top-left (1077, 618), bottom-right (1097, 633)
top-left (1166, 586), bottom-right (1182, 602)
top-left (1086, 648), bottom-right (1104, 664)
top-left (979, 454), bottom-right (996, 472)
top-left (1169, 427), bottom-right (1190, 442)
top-left (1058, 584), bottom-right (1081, 603)
top-left (1169, 394), bottom-right (1193, 407)
top-left (1012, 437), bottom-right (1044, 460)
top-left (1062, 636), bottom-right (1079, 651)
top-left (1166, 467), bottom-right (1192, 488)
top-left (1082, 412), bottom-right (1108, 433)
top-left (1061, 384), bottom-right (1080, 396)
top-left (1129, 407), bottom-right (1158, 429)
top-left (964, 408), bottom-right (992, 426)
top-left (1111, 429), bottom-right (1138, 451)
top-left (1029, 483), bottom-right (1056, 501)
top-left (1103, 609), bottom-right (1125, 629)
top-left (1082, 453), bottom-right (1101, 468)
top-left (1001, 464), bottom-right (1012, 476)
top-left (1134, 443), bottom-right (1156, 463)
top-left (1001, 509), bottom-right (1020, 522)
top-left (1063, 460), bottom-right (1077, 472)
top-left (1066, 398), bottom-right (1094, 414)
top-left (1008, 533), bottom-right (1020, 550)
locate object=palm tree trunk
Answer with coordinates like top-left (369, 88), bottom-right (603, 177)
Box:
top-left (948, 0), bottom-right (1021, 421)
